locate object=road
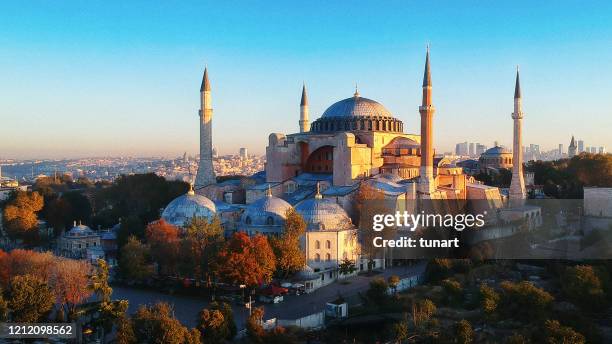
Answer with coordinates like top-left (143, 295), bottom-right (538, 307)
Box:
top-left (111, 262), bottom-right (426, 329)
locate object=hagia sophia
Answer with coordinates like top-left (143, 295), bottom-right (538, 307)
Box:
top-left (157, 48), bottom-right (541, 292)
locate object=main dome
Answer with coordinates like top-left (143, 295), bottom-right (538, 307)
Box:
top-left (322, 95), bottom-right (392, 118)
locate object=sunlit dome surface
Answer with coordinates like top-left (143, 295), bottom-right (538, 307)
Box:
top-left (241, 191), bottom-right (292, 226)
top-left (321, 95), bottom-right (392, 118)
top-left (295, 194), bottom-right (352, 231)
top-left (162, 189), bottom-right (216, 227)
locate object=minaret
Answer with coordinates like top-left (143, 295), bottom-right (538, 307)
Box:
top-left (195, 67), bottom-right (216, 188)
top-left (418, 46), bottom-right (436, 195)
top-left (299, 83), bottom-right (310, 133)
top-left (509, 67), bottom-right (526, 205)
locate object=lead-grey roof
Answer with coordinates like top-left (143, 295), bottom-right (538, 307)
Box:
top-left (295, 197), bottom-right (352, 231)
top-left (162, 192), bottom-right (216, 227)
top-left (321, 96), bottom-right (392, 118)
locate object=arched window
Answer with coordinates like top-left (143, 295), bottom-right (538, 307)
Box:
top-left (245, 216), bottom-right (252, 225)
top-left (315, 253), bottom-right (321, 262)
top-left (326, 253), bottom-right (331, 261)
top-left (326, 240), bottom-right (331, 249)
top-left (266, 216), bottom-right (274, 226)
top-left (315, 240), bottom-right (320, 249)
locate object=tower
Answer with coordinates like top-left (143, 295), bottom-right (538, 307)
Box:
top-left (418, 46), bottom-right (436, 195)
top-left (568, 136), bottom-right (577, 157)
top-left (299, 83), bottom-right (310, 133)
top-left (509, 67), bottom-right (526, 205)
top-left (195, 67), bottom-right (216, 188)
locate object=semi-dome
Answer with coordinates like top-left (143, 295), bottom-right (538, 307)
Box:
top-left (295, 186), bottom-right (352, 231)
top-left (322, 94), bottom-right (392, 118)
top-left (241, 187), bottom-right (292, 227)
top-left (162, 187), bottom-right (216, 227)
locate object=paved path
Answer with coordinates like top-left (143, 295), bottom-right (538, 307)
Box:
top-left (112, 262), bottom-right (426, 328)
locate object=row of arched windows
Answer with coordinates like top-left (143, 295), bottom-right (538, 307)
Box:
top-left (314, 240), bottom-right (332, 249)
top-left (311, 118), bottom-right (403, 133)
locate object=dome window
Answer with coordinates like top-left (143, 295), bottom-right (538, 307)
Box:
top-left (245, 216), bottom-right (252, 225)
top-left (266, 216), bottom-right (274, 225)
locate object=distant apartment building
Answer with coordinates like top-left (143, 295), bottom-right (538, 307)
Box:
top-left (239, 147), bottom-right (248, 160)
top-left (455, 142), bottom-right (469, 156)
top-left (577, 140), bottom-right (584, 153)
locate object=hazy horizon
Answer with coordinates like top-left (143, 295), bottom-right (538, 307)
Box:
top-left (2, 1), bottom-right (612, 159)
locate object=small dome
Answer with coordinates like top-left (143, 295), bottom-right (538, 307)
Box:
top-left (241, 189), bottom-right (292, 227)
top-left (321, 95), bottom-right (392, 118)
top-left (295, 190), bottom-right (352, 231)
top-left (66, 223), bottom-right (96, 237)
top-left (482, 146), bottom-right (512, 157)
top-left (162, 188), bottom-right (216, 227)
top-left (295, 265), bottom-right (319, 281)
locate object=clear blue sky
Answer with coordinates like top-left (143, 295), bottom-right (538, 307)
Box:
top-left (1, 1), bottom-right (611, 158)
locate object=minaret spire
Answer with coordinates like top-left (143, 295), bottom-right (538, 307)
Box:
top-left (509, 67), bottom-right (526, 205)
top-left (299, 83), bottom-right (310, 133)
top-left (195, 66), bottom-right (217, 189)
top-left (418, 45), bottom-right (436, 196)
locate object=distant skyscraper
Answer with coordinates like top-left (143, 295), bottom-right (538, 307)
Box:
top-left (577, 140), bottom-right (584, 153)
top-left (591, 147), bottom-right (597, 154)
top-left (212, 147), bottom-right (218, 158)
top-left (599, 147), bottom-right (606, 154)
top-left (509, 68), bottom-right (526, 205)
top-left (455, 142), bottom-right (468, 156)
top-left (239, 148), bottom-right (248, 159)
top-left (558, 144), bottom-right (563, 156)
top-left (476, 143), bottom-right (486, 156)
top-left (469, 143), bottom-right (475, 157)
top-left (568, 136), bottom-right (577, 157)
top-left (195, 67), bottom-right (217, 188)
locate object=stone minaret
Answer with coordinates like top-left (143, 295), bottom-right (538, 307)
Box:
top-left (568, 136), bottom-right (577, 157)
top-left (509, 67), bottom-right (526, 205)
top-left (195, 67), bottom-right (216, 188)
top-left (418, 46), bottom-right (436, 195)
top-left (299, 83), bottom-right (310, 133)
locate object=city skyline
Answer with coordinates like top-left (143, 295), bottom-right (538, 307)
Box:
top-left (2, 1), bottom-right (612, 159)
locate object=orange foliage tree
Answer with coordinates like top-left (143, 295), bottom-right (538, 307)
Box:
top-left (2, 191), bottom-right (44, 239)
top-left (145, 219), bottom-right (180, 276)
top-left (215, 233), bottom-right (276, 287)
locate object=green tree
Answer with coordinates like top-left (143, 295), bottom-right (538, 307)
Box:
top-left (90, 259), bottom-right (129, 341)
top-left (8, 274), bottom-right (54, 322)
top-left (119, 236), bottom-right (153, 281)
top-left (132, 302), bottom-right (193, 344)
top-left (499, 281), bottom-right (553, 322)
top-left (338, 258), bottom-right (357, 276)
top-left (365, 277), bottom-right (389, 307)
top-left (209, 301), bottom-right (237, 340)
top-left (479, 283), bottom-right (500, 318)
top-left (441, 279), bottom-right (463, 305)
top-left (542, 319), bottom-right (585, 344)
top-left (270, 208), bottom-right (306, 277)
top-left (562, 265), bottom-right (608, 312)
top-left (454, 319), bottom-right (474, 344)
top-left (180, 216), bottom-right (224, 282)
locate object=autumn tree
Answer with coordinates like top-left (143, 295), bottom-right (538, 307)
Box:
top-left (197, 308), bottom-right (226, 343)
top-left (146, 219), bottom-right (180, 276)
top-left (52, 258), bottom-right (92, 319)
top-left (132, 302), bottom-right (195, 344)
top-left (2, 190), bottom-right (44, 240)
top-left (179, 216), bottom-right (224, 282)
top-left (0, 249), bottom-right (55, 288)
top-left (388, 275), bottom-right (401, 295)
top-left (216, 233), bottom-right (276, 287)
top-left (8, 274), bottom-right (54, 322)
top-left (270, 208), bottom-right (306, 277)
top-left (115, 316), bottom-right (136, 344)
top-left (246, 306), bottom-right (266, 344)
top-left (0, 287), bottom-right (8, 321)
top-left (119, 236), bottom-right (153, 281)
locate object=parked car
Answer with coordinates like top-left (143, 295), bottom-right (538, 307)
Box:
top-left (258, 295), bottom-right (284, 304)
